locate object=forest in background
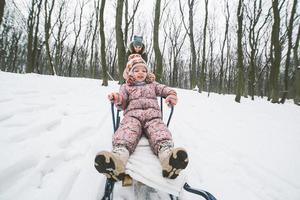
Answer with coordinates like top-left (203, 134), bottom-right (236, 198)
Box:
top-left (0, 0), bottom-right (300, 104)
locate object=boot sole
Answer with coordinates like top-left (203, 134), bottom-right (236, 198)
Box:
top-left (162, 148), bottom-right (189, 179)
top-left (94, 151), bottom-right (125, 181)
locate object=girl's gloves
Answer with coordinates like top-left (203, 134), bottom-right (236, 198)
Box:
top-left (146, 72), bottom-right (156, 83)
top-left (126, 75), bottom-right (135, 85)
top-left (108, 93), bottom-right (123, 106)
top-left (165, 94), bottom-right (177, 107)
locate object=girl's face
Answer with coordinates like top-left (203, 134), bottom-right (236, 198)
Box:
top-left (132, 65), bottom-right (147, 82)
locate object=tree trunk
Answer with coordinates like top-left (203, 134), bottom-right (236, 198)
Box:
top-left (26, 0), bottom-right (36, 73)
top-left (280, 0), bottom-right (297, 103)
top-left (44, 0), bottom-right (56, 75)
top-left (99, 0), bottom-right (108, 86)
top-left (153, 0), bottom-right (163, 82)
top-left (294, 67), bottom-right (300, 105)
top-left (54, 1), bottom-right (66, 76)
top-left (293, 24), bottom-right (300, 104)
top-left (116, 0), bottom-right (126, 83)
top-left (200, 0), bottom-right (208, 92)
top-left (246, 0), bottom-right (266, 100)
top-left (68, 2), bottom-right (84, 77)
top-left (208, 25), bottom-right (215, 96)
top-left (235, 0), bottom-right (244, 103)
top-left (90, 0), bottom-right (100, 78)
top-left (33, 0), bottom-right (43, 73)
top-left (269, 0), bottom-right (281, 103)
top-left (188, 0), bottom-right (196, 89)
top-left (219, 0), bottom-right (229, 94)
top-left (0, 0), bottom-right (5, 25)
top-left (179, 0), bottom-right (196, 89)
top-left (10, 32), bottom-right (21, 73)
top-left (293, 24), bottom-right (300, 70)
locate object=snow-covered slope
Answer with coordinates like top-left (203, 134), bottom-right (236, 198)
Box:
top-left (0, 71), bottom-right (300, 200)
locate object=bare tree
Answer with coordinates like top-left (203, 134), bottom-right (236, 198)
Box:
top-left (116, 0), bottom-right (126, 82)
top-left (90, 0), bottom-right (100, 78)
top-left (106, 30), bottom-right (117, 79)
top-left (219, 0), bottom-right (230, 94)
top-left (293, 23), bottom-right (300, 105)
top-left (295, 67), bottom-right (300, 105)
top-left (269, 0), bottom-right (282, 103)
top-left (7, 31), bottom-right (21, 72)
top-left (153, 0), bottom-right (163, 82)
top-left (280, 0), bottom-right (298, 103)
top-left (100, 0), bottom-right (108, 86)
top-left (68, 1), bottom-right (85, 77)
top-left (0, 0), bottom-right (5, 25)
top-left (26, 0), bottom-right (40, 73)
top-left (76, 19), bottom-right (92, 77)
top-left (124, 0), bottom-right (141, 46)
top-left (199, 0), bottom-right (209, 92)
top-left (32, 0), bottom-right (43, 74)
top-left (245, 0), bottom-right (270, 100)
top-left (208, 22), bottom-right (216, 96)
top-left (179, 0), bottom-right (197, 89)
top-left (235, 0), bottom-right (244, 103)
top-left (164, 13), bottom-right (187, 87)
top-left (53, 0), bottom-right (70, 76)
top-left (293, 24), bottom-right (300, 71)
top-left (44, 0), bottom-right (56, 75)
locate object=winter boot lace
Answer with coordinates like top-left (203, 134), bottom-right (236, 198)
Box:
top-left (158, 142), bottom-right (189, 179)
top-left (94, 146), bottom-right (129, 181)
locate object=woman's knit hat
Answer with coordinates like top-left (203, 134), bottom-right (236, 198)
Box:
top-left (123, 54), bottom-right (148, 80)
top-left (133, 35), bottom-right (143, 47)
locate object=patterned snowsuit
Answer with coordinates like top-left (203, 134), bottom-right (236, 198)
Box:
top-left (113, 82), bottom-right (176, 155)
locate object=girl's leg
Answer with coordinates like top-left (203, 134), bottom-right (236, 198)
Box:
top-left (94, 116), bottom-right (142, 181)
top-left (145, 118), bottom-right (188, 179)
top-left (144, 118), bottom-right (173, 155)
top-left (113, 116), bottom-right (142, 154)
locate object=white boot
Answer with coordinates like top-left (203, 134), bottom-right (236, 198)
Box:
top-left (158, 143), bottom-right (189, 179)
top-left (94, 146), bottom-right (129, 181)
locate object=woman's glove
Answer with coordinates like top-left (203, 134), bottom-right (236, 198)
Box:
top-left (165, 94), bottom-right (177, 107)
top-left (108, 92), bottom-right (123, 106)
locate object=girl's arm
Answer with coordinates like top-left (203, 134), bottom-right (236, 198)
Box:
top-left (108, 84), bottom-right (128, 110)
top-left (154, 83), bottom-right (177, 106)
top-left (117, 84), bottom-right (129, 110)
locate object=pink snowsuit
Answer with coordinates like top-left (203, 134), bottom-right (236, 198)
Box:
top-left (113, 82), bottom-right (176, 155)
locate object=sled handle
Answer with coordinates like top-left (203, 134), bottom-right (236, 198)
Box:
top-left (160, 97), bottom-right (174, 127)
top-left (111, 103), bottom-right (121, 132)
top-left (167, 106), bottom-right (174, 127)
top-left (183, 183), bottom-right (217, 200)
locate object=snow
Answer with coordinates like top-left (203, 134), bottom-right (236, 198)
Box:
top-left (0, 71), bottom-right (300, 200)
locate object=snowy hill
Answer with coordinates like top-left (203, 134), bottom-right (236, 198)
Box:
top-left (0, 71), bottom-right (300, 200)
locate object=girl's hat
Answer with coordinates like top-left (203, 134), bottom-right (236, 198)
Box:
top-left (123, 54), bottom-right (148, 80)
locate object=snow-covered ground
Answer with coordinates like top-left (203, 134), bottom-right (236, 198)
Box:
top-left (0, 71), bottom-right (300, 200)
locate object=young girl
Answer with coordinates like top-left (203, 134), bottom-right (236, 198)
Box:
top-left (94, 54), bottom-right (188, 181)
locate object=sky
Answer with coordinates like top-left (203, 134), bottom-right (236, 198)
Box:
top-left (7, 0), bottom-right (231, 41)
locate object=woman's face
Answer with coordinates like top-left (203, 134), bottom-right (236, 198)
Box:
top-left (133, 45), bottom-right (142, 52)
top-left (132, 65), bottom-right (147, 82)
